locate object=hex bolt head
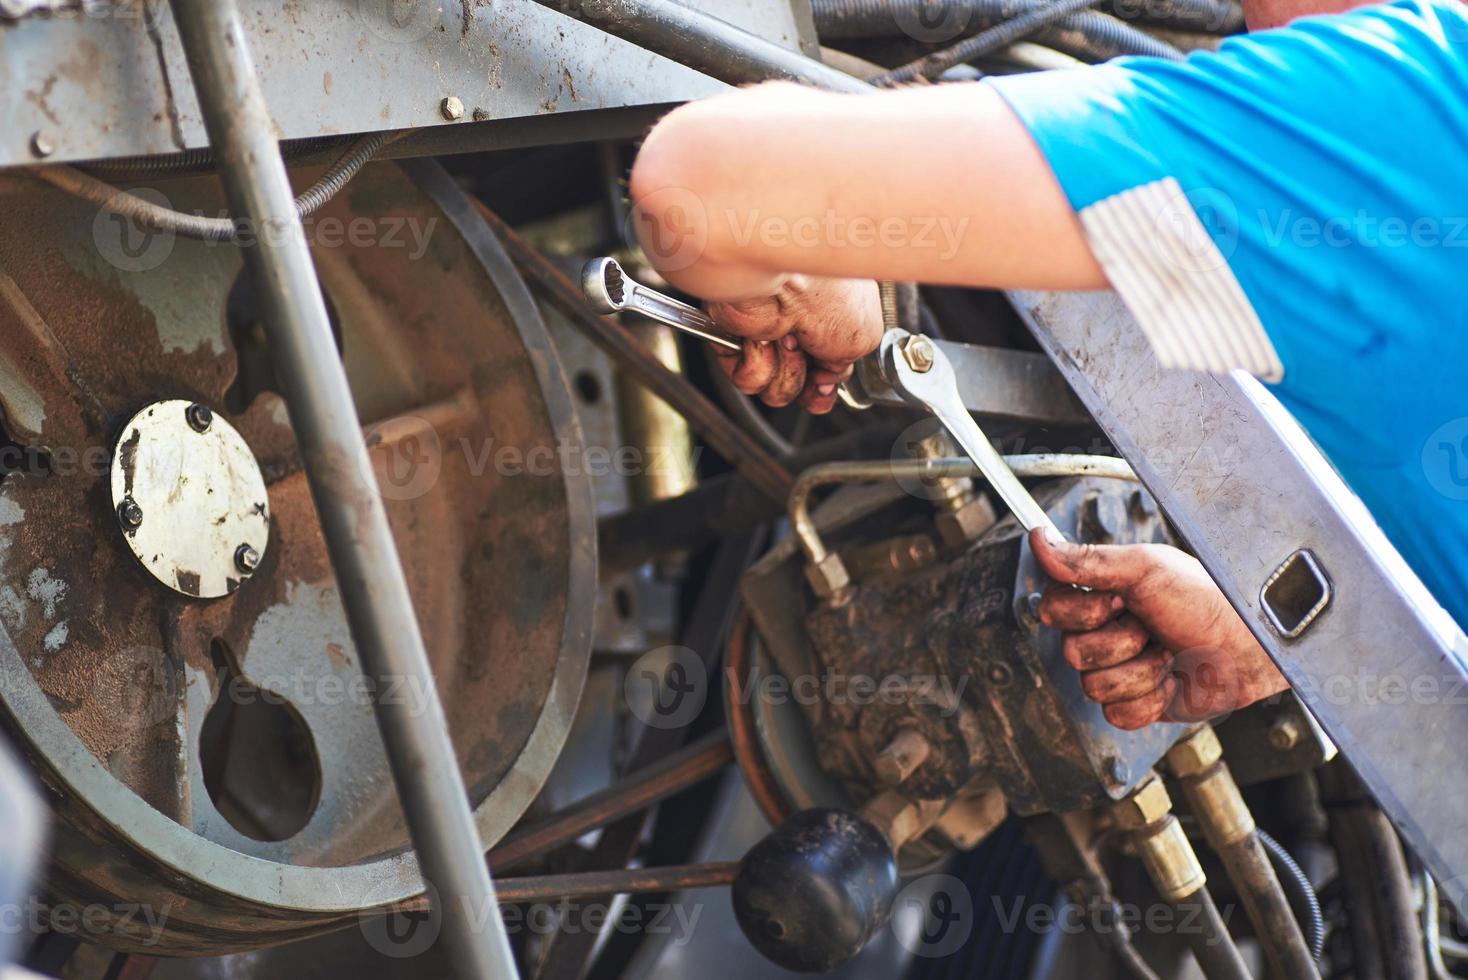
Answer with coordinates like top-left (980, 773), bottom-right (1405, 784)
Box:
top-left (440, 96), bottom-right (465, 121)
top-left (117, 497), bottom-right (144, 531)
top-left (185, 403), bottom-right (214, 433)
top-left (235, 544), bottom-right (261, 574)
top-left (902, 336), bottom-right (936, 374)
top-left (1104, 754), bottom-right (1132, 789)
top-left (30, 131), bottom-right (55, 158)
top-left (1268, 717), bottom-right (1302, 751)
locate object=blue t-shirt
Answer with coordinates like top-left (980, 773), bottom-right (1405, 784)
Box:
top-left (989, 0), bottom-right (1468, 630)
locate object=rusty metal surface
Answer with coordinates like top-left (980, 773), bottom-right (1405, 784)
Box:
top-left (0, 0), bottom-right (810, 169)
top-left (0, 160), bottom-right (593, 951)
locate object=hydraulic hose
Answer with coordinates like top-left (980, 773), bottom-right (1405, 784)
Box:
top-left (30, 131), bottom-right (392, 242)
top-left (810, 0), bottom-right (1183, 62)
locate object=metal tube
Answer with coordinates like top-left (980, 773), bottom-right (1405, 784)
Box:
top-left (788, 455), bottom-right (1138, 563)
top-left (166, 4), bottom-right (514, 977)
top-left (530, 0), bottom-right (871, 93)
top-left (488, 732), bottom-right (734, 873)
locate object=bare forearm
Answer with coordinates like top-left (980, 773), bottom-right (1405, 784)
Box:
top-left (629, 81), bottom-right (1106, 300)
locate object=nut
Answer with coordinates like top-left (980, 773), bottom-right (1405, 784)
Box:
top-left (1268, 717), bottom-right (1302, 751)
top-left (935, 495), bottom-right (997, 547)
top-left (803, 552), bottom-right (851, 600)
top-left (185, 403), bottom-right (213, 433)
top-left (1166, 726), bottom-right (1223, 777)
top-left (117, 497), bottom-right (144, 531)
top-left (235, 544), bottom-right (261, 574)
top-left (1111, 772), bottom-right (1172, 829)
top-left (440, 96), bottom-right (465, 121)
top-left (901, 335), bottom-right (936, 373)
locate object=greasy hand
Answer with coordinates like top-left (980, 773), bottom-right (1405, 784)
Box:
top-left (707, 276), bottom-right (883, 415)
top-left (1030, 528), bottom-right (1289, 731)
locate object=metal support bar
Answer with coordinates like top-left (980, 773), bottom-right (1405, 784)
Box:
top-left (533, 0), bottom-right (1468, 916)
top-left (166, 4), bottom-right (515, 977)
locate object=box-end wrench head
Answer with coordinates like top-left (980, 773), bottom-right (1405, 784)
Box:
top-left (581, 257), bottom-right (741, 352)
top-left (883, 333), bottom-right (1061, 537)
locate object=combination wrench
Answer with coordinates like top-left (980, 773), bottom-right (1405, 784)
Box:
top-left (582, 256), bottom-right (1061, 537)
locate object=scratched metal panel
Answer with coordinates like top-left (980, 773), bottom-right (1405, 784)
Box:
top-left (0, 0), bottom-right (807, 168)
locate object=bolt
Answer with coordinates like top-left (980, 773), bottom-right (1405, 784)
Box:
top-left (185, 403), bottom-right (213, 433)
top-left (986, 662), bottom-right (1014, 688)
top-left (440, 96), bottom-right (465, 121)
top-left (1104, 754), bottom-right (1131, 789)
top-left (30, 131), bottom-right (54, 158)
top-left (1268, 717), bottom-right (1302, 752)
top-left (902, 335), bottom-right (936, 374)
top-left (235, 544), bottom-right (261, 574)
top-left (472, 107), bottom-right (491, 122)
top-left (117, 497), bottom-right (144, 531)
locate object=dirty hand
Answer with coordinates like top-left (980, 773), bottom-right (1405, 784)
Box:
top-left (1029, 528), bottom-right (1289, 731)
top-left (706, 276), bottom-right (883, 415)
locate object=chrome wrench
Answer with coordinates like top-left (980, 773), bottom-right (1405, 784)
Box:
top-left (583, 257), bottom-right (1059, 534)
top-left (582, 256), bottom-right (741, 351)
top-left (881, 332), bottom-right (1061, 537)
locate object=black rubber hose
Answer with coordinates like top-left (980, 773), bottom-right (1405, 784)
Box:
top-left (1257, 827), bottom-right (1327, 963)
top-left (810, 0), bottom-right (1183, 61)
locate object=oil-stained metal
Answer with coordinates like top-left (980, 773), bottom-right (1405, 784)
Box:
top-left (0, 0), bottom-right (809, 168)
top-left (0, 161), bottom-right (593, 953)
top-left (109, 399), bottom-right (270, 599)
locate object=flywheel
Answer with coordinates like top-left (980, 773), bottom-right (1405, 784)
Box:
top-left (0, 161), bottom-right (594, 953)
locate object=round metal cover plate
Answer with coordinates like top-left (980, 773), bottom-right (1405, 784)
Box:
top-left (109, 399), bottom-right (270, 598)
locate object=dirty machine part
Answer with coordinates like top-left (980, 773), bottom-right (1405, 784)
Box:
top-left (0, 162), bottom-right (594, 953)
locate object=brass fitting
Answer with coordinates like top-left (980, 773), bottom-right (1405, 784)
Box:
top-left (1111, 772), bottom-right (1173, 830)
top-left (804, 553), bottom-right (852, 601)
top-left (1166, 726), bottom-right (1223, 778)
top-left (1135, 819), bottom-right (1208, 903)
top-left (934, 495), bottom-right (998, 548)
top-left (1111, 772), bottom-right (1207, 903)
top-left (1169, 727), bottom-right (1256, 850)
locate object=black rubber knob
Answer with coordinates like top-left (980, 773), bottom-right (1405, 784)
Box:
top-left (732, 807), bottom-right (900, 973)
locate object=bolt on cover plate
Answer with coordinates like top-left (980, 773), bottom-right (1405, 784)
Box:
top-left (109, 399), bottom-right (270, 598)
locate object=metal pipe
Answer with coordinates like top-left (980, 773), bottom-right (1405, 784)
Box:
top-left (391, 862), bottom-right (741, 912)
top-left (530, 0), bottom-right (871, 93)
top-left (488, 731), bottom-right (735, 873)
top-left (166, 4), bottom-right (514, 977)
top-left (789, 455), bottom-right (1138, 564)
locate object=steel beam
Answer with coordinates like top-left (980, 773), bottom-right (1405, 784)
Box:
top-left (167, 3), bottom-right (517, 976)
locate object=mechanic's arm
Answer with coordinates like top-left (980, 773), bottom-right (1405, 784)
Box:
top-left (629, 82), bottom-right (1104, 414)
top-left (630, 81), bottom-right (1104, 298)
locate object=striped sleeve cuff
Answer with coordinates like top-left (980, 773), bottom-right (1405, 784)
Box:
top-left (1078, 177), bottom-right (1285, 382)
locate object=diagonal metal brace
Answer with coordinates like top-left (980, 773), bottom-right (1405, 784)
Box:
top-left (167, 3), bottom-right (518, 976)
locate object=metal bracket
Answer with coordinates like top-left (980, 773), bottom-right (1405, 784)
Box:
top-left (1013, 289), bottom-right (1468, 916)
